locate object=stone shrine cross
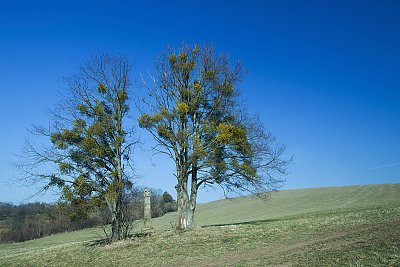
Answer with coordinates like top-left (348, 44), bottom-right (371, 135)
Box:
top-left (143, 188), bottom-right (154, 234)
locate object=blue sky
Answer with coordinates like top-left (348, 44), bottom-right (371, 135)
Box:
top-left (1, 0), bottom-right (399, 203)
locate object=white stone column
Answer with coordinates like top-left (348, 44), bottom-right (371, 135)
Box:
top-left (144, 188), bottom-right (151, 229)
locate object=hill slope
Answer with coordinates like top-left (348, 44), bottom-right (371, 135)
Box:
top-left (1, 183), bottom-right (399, 266)
top-left (152, 183), bottom-right (400, 229)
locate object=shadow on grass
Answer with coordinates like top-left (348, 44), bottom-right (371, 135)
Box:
top-left (87, 238), bottom-right (109, 246)
top-left (201, 218), bottom-right (284, 228)
top-left (201, 206), bottom-right (388, 229)
top-left (86, 232), bottom-right (154, 247)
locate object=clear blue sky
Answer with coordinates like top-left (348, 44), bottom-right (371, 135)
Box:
top-left (1, 0), bottom-right (399, 204)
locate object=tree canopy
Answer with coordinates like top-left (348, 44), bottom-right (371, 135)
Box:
top-left (139, 44), bottom-right (290, 230)
top-left (17, 53), bottom-right (136, 241)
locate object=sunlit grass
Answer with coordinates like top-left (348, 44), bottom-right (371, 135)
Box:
top-left (0, 184), bottom-right (399, 266)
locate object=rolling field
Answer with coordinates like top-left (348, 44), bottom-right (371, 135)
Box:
top-left (0, 184), bottom-right (399, 266)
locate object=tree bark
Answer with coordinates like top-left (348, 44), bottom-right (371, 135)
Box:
top-left (176, 188), bottom-right (195, 231)
top-left (176, 167), bottom-right (198, 231)
top-left (107, 199), bottom-right (118, 241)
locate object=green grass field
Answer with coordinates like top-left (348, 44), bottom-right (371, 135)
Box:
top-left (1, 184), bottom-right (399, 266)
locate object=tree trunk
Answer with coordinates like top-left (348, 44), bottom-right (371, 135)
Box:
top-left (176, 167), bottom-right (198, 231)
top-left (107, 189), bottom-right (123, 242)
top-left (109, 142), bottom-right (124, 241)
top-left (107, 199), bottom-right (119, 241)
top-left (176, 187), bottom-right (195, 231)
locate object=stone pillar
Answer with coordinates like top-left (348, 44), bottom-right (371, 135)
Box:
top-left (143, 188), bottom-right (154, 234)
top-left (144, 189), bottom-right (151, 228)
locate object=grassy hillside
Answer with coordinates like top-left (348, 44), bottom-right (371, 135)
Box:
top-left (0, 183), bottom-right (399, 266)
top-left (153, 183), bottom-right (400, 230)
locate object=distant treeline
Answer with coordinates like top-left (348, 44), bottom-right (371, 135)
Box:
top-left (0, 187), bottom-right (176, 243)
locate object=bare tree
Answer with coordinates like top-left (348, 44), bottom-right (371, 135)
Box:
top-left (15, 53), bottom-right (137, 242)
top-left (139, 44), bottom-right (290, 230)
